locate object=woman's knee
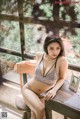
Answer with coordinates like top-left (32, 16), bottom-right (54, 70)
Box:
top-left (36, 104), bottom-right (45, 116)
top-left (35, 107), bottom-right (45, 119)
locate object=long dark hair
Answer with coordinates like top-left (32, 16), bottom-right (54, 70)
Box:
top-left (43, 36), bottom-right (65, 57)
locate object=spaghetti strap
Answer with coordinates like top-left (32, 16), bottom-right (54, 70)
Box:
top-left (55, 57), bottom-right (58, 68)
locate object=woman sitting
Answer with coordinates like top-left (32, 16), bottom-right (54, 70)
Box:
top-left (21, 35), bottom-right (68, 119)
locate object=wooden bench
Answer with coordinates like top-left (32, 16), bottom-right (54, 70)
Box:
top-left (15, 60), bottom-right (80, 119)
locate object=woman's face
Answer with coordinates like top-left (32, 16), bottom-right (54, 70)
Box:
top-left (47, 42), bottom-right (61, 59)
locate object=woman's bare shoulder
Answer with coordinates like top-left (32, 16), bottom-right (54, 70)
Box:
top-left (58, 56), bottom-right (67, 62)
top-left (57, 56), bottom-right (68, 66)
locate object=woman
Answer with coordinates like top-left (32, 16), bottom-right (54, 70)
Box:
top-left (21, 35), bottom-right (68, 119)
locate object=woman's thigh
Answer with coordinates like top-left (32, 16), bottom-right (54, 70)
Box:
top-left (22, 84), bottom-right (45, 112)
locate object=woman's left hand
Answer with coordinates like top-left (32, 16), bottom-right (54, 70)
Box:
top-left (44, 89), bottom-right (57, 101)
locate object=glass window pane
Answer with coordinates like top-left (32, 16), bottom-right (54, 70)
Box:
top-left (75, 4), bottom-right (80, 22)
top-left (23, 0), bottom-right (53, 20)
top-left (24, 24), bottom-right (47, 54)
top-left (0, 0), bottom-right (18, 16)
top-left (59, 4), bottom-right (80, 22)
top-left (0, 20), bottom-right (21, 62)
top-left (60, 28), bottom-right (80, 66)
top-left (0, 21), bottom-right (21, 51)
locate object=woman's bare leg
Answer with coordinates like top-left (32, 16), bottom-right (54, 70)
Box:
top-left (40, 97), bottom-right (46, 119)
top-left (31, 95), bottom-right (46, 119)
top-left (31, 111), bottom-right (36, 119)
top-left (21, 84), bottom-right (45, 119)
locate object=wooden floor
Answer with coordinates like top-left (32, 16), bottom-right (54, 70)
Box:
top-left (0, 104), bottom-right (22, 119)
top-left (0, 103), bottom-right (64, 119)
top-left (0, 106), bottom-right (64, 119)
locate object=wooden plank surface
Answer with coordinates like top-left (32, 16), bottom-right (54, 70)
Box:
top-left (52, 80), bottom-right (80, 112)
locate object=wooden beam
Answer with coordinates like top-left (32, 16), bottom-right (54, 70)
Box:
top-left (0, 47), bottom-right (80, 72)
top-left (68, 64), bottom-right (80, 72)
top-left (53, 0), bottom-right (60, 35)
top-left (0, 14), bottom-right (80, 28)
top-left (0, 47), bottom-right (34, 59)
top-left (17, 0), bottom-right (26, 60)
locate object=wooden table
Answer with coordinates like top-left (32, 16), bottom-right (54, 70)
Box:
top-left (45, 80), bottom-right (80, 119)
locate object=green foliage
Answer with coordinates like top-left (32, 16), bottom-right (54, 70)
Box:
top-left (0, 21), bottom-right (45, 62)
top-left (0, 21), bottom-right (21, 51)
top-left (60, 4), bottom-right (80, 21)
top-left (0, 21), bottom-right (21, 62)
top-left (75, 4), bottom-right (80, 21)
top-left (0, 0), bottom-right (18, 14)
top-left (39, 3), bottom-right (53, 19)
top-left (0, 53), bottom-right (21, 62)
top-left (69, 28), bottom-right (80, 53)
top-left (24, 24), bottom-right (45, 53)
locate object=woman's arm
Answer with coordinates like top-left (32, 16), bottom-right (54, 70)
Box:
top-left (53, 57), bottom-right (68, 91)
top-left (45, 57), bottom-right (68, 100)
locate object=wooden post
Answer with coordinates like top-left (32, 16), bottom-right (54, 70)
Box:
top-left (0, 65), bottom-right (2, 78)
top-left (0, 62), bottom-right (2, 84)
top-left (45, 101), bottom-right (52, 119)
top-left (17, 0), bottom-right (26, 61)
top-left (53, 0), bottom-right (60, 36)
